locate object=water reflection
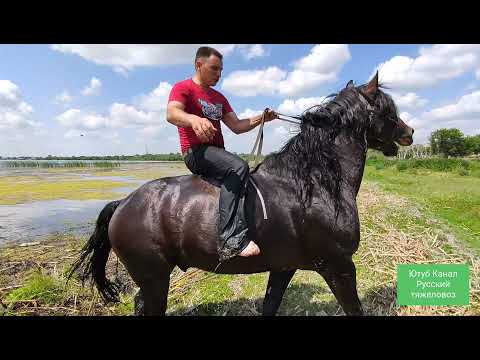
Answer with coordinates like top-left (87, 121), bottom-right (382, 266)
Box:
top-left (0, 199), bottom-right (113, 246)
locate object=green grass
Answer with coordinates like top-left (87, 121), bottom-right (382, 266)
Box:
top-left (0, 175), bottom-right (131, 204)
top-left (5, 271), bottom-right (65, 307)
top-left (168, 274), bottom-right (237, 315)
top-left (364, 165), bottom-right (480, 253)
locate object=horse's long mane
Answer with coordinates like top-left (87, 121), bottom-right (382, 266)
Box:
top-left (260, 84), bottom-right (395, 211)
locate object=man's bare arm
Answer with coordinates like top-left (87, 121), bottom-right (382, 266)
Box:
top-left (222, 109), bottom-right (277, 134)
top-left (167, 101), bottom-right (216, 142)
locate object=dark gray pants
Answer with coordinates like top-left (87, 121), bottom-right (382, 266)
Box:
top-left (184, 144), bottom-right (250, 261)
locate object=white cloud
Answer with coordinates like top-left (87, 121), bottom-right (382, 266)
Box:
top-left (56, 109), bottom-right (109, 131)
top-left (139, 125), bottom-right (162, 137)
top-left (222, 67), bottom-right (286, 96)
top-left (137, 125), bottom-right (168, 139)
top-left (54, 90), bottom-right (73, 104)
top-left (238, 44), bottom-right (266, 60)
top-left (238, 108), bottom-right (264, 119)
top-left (0, 80), bottom-right (29, 109)
top-left (55, 80), bottom-right (170, 139)
top-left (56, 104), bottom-right (166, 139)
top-left (82, 77), bottom-right (102, 96)
top-left (375, 44), bottom-right (480, 91)
top-left (222, 44), bottom-right (350, 97)
top-left (424, 90), bottom-right (480, 122)
top-left (293, 44), bottom-right (350, 74)
top-left (56, 103), bottom-right (164, 130)
top-left (135, 82), bottom-right (172, 112)
top-left (109, 103), bottom-right (157, 128)
top-left (402, 90), bottom-right (480, 145)
top-left (51, 44), bottom-right (237, 74)
top-left (277, 96), bottom-right (327, 115)
top-left (391, 92), bottom-right (428, 110)
top-left (476, 69), bottom-right (480, 80)
top-left (279, 70), bottom-right (337, 96)
top-left (0, 80), bottom-right (39, 131)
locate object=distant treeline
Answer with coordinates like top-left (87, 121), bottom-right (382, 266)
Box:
top-left (0, 153), bottom-right (257, 162)
top-left (1, 154), bottom-right (184, 161)
top-left (3, 161), bottom-right (121, 168)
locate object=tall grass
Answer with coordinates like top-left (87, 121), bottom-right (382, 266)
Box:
top-left (1, 161), bottom-right (121, 168)
top-left (366, 151), bottom-right (480, 175)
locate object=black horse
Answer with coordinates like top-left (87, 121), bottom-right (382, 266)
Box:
top-left (70, 72), bottom-right (414, 316)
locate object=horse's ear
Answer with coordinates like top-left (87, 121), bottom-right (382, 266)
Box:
top-left (346, 80), bottom-right (355, 89)
top-left (364, 71), bottom-right (379, 99)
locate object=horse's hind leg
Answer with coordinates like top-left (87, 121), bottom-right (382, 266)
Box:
top-left (317, 257), bottom-right (363, 316)
top-left (262, 270), bottom-right (296, 316)
top-left (121, 250), bottom-right (172, 316)
top-left (134, 289), bottom-right (144, 316)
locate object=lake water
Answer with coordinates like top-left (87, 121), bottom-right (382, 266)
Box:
top-left (0, 199), bottom-right (111, 246)
top-left (0, 162), bottom-right (188, 247)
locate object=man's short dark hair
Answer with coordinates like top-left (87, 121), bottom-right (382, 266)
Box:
top-left (195, 46), bottom-right (223, 62)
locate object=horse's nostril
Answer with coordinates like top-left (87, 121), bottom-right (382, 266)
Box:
top-left (411, 129), bottom-right (414, 134)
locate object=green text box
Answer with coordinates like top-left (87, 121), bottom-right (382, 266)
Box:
top-left (397, 264), bottom-right (470, 306)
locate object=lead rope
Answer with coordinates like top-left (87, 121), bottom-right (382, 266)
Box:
top-left (249, 108), bottom-right (268, 168)
top-left (249, 109), bottom-right (302, 167)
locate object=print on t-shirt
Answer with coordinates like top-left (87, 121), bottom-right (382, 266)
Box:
top-left (198, 99), bottom-right (223, 121)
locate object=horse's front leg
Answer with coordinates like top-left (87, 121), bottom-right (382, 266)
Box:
top-left (262, 270), bottom-right (296, 316)
top-left (316, 257), bottom-right (364, 316)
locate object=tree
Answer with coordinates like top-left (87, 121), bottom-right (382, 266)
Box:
top-left (465, 134), bottom-right (480, 155)
top-left (429, 128), bottom-right (467, 157)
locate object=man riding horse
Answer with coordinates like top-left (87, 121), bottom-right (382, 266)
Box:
top-left (166, 46), bottom-right (277, 262)
top-left (69, 55), bottom-right (414, 315)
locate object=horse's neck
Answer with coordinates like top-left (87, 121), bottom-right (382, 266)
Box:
top-left (331, 132), bottom-right (367, 197)
top-left (258, 129), bottom-right (367, 199)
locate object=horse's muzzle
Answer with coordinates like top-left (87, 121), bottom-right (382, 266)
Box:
top-left (397, 136), bottom-right (413, 146)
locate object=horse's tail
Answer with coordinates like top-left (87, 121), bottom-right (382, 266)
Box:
top-left (67, 199), bottom-right (122, 303)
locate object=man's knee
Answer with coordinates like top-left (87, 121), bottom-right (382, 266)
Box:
top-left (232, 158), bottom-right (249, 178)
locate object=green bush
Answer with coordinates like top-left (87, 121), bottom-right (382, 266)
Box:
top-left (366, 156), bottom-right (479, 176)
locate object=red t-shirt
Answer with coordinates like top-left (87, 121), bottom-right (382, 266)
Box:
top-left (168, 78), bottom-right (234, 153)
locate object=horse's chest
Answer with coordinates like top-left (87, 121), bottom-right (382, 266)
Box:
top-left (303, 204), bottom-right (360, 255)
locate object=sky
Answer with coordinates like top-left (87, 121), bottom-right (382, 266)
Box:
top-left (1, 44), bottom-right (479, 157)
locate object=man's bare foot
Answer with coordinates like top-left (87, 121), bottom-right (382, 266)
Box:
top-left (239, 241), bottom-right (260, 257)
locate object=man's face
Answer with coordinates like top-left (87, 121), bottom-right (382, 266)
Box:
top-left (197, 55), bottom-right (223, 86)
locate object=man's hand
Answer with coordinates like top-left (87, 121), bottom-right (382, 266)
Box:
top-left (191, 117), bottom-right (217, 142)
top-left (263, 108), bottom-right (278, 122)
